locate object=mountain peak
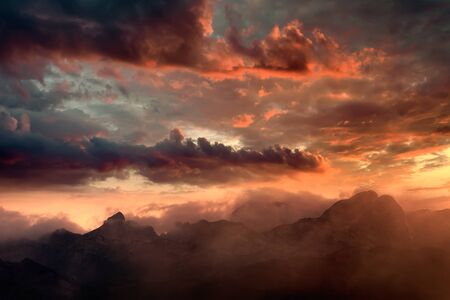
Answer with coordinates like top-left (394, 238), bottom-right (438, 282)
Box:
top-left (320, 191), bottom-right (402, 221)
top-left (104, 212), bottom-right (125, 225)
top-left (351, 190), bottom-right (378, 201)
top-left (269, 191), bottom-right (410, 253)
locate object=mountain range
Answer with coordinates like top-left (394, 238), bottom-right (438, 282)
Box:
top-left (1, 191), bottom-right (450, 299)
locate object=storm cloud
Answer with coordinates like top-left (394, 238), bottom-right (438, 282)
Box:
top-left (0, 0), bottom-right (351, 74)
top-left (0, 0), bottom-right (212, 67)
top-left (0, 127), bottom-right (324, 186)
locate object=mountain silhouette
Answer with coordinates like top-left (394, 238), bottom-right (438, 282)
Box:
top-left (269, 191), bottom-right (411, 254)
top-left (0, 258), bottom-right (77, 300)
top-left (0, 191), bottom-right (449, 299)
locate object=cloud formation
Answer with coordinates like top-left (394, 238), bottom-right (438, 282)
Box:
top-left (0, 124), bottom-right (324, 186)
top-left (0, 0), bottom-right (212, 67)
top-left (0, 0), bottom-right (447, 215)
top-left (230, 188), bottom-right (332, 231)
top-left (226, 20), bottom-right (342, 72)
top-left (0, 207), bottom-right (82, 240)
top-left (0, 0), bottom-right (354, 75)
top-left (127, 188), bottom-right (332, 233)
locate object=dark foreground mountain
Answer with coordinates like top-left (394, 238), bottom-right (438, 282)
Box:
top-left (1, 191), bottom-right (450, 299)
top-left (0, 258), bottom-right (77, 300)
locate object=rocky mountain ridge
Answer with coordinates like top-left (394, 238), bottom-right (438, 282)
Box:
top-left (1, 191), bottom-right (449, 299)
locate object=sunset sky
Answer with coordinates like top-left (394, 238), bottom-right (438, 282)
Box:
top-left (0, 0), bottom-right (449, 231)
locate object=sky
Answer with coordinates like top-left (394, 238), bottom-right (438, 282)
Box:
top-left (0, 0), bottom-right (449, 231)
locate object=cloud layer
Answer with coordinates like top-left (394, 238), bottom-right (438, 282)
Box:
top-left (0, 207), bottom-right (82, 240)
top-left (129, 188), bottom-right (333, 233)
top-left (0, 0), bottom-right (354, 75)
top-left (0, 0), bottom-right (448, 211)
top-left (0, 0), bottom-right (211, 67)
top-left (0, 124), bottom-right (324, 186)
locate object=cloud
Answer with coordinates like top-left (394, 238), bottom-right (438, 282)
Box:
top-left (222, 0), bottom-right (450, 68)
top-left (0, 126), bottom-right (325, 187)
top-left (232, 113), bottom-right (254, 128)
top-left (0, 109), bottom-right (17, 131)
top-left (226, 20), bottom-right (342, 73)
top-left (128, 188), bottom-right (332, 233)
top-left (0, 0), bottom-right (356, 76)
top-left (0, 107), bottom-right (31, 133)
top-left (230, 188), bottom-right (332, 231)
top-left (0, 0), bottom-right (447, 195)
top-left (130, 201), bottom-right (229, 233)
top-left (23, 109), bottom-right (106, 141)
top-left (0, 0), bottom-right (212, 67)
top-left (263, 108), bottom-right (286, 121)
top-left (0, 207), bottom-right (82, 241)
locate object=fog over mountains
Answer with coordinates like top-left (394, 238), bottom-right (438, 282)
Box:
top-left (1, 191), bottom-right (450, 300)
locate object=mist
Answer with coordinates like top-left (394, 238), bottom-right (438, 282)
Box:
top-left (1, 191), bottom-right (450, 299)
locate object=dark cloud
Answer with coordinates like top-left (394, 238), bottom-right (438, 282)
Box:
top-left (0, 0), bottom-right (212, 68)
top-left (0, 127), bottom-right (324, 187)
top-left (0, 0), bottom-right (351, 74)
top-left (19, 108), bottom-right (106, 141)
top-left (0, 207), bottom-right (82, 240)
top-left (436, 126), bottom-right (450, 134)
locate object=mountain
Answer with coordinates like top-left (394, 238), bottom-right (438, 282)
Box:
top-left (164, 219), bottom-right (268, 273)
top-left (0, 191), bottom-right (449, 299)
top-left (0, 258), bottom-right (77, 300)
top-left (0, 212), bottom-right (167, 297)
top-left (85, 211), bottom-right (159, 242)
top-left (269, 191), bottom-right (411, 255)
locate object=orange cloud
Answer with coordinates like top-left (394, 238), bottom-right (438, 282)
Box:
top-left (258, 87), bottom-right (271, 97)
top-left (263, 108), bottom-right (286, 121)
top-left (232, 114), bottom-right (255, 128)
